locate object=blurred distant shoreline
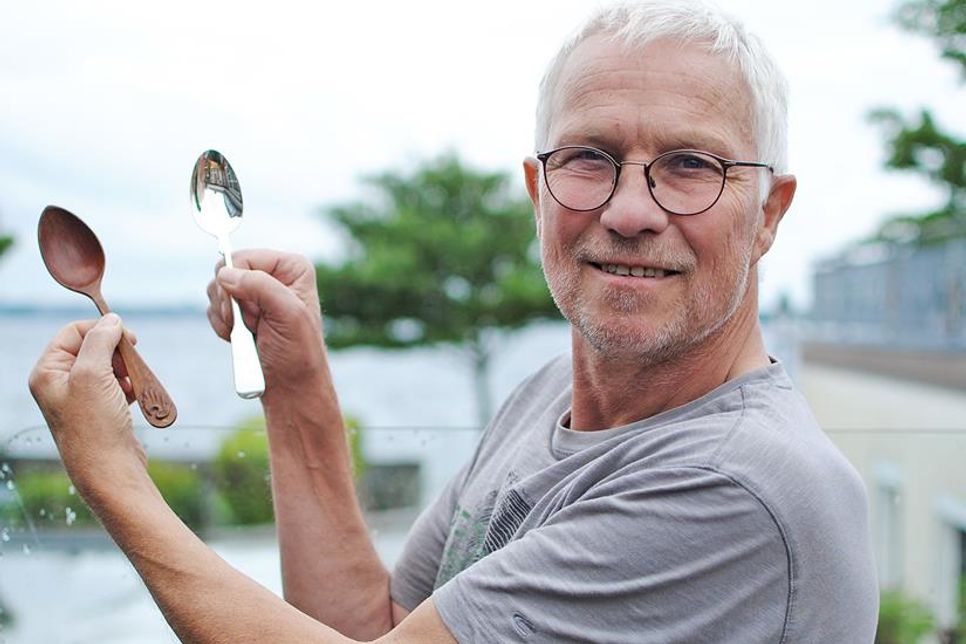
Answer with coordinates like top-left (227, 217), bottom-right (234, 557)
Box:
top-left (0, 303), bottom-right (206, 318)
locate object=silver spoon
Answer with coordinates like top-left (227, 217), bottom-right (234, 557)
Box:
top-left (189, 150), bottom-right (265, 399)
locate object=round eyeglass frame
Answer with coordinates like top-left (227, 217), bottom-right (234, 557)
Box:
top-left (535, 146), bottom-right (774, 216)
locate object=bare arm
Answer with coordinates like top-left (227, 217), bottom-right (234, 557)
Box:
top-left (28, 315), bottom-right (446, 643)
top-left (210, 251), bottom-right (404, 638)
top-left (261, 369), bottom-right (392, 636)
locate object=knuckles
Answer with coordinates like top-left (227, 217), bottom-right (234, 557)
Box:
top-left (27, 366), bottom-right (51, 399)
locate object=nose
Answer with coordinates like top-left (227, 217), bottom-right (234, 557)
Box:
top-left (598, 163), bottom-right (670, 238)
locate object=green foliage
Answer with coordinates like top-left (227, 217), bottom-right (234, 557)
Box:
top-left (876, 590), bottom-right (936, 643)
top-left (146, 461), bottom-right (205, 531)
top-left (0, 235), bottom-right (11, 259)
top-left (213, 417), bottom-right (274, 526)
top-left (0, 592), bottom-right (13, 628)
top-left (895, 0), bottom-right (966, 76)
top-left (0, 463), bottom-right (205, 531)
top-left (940, 574), bottom-right (966, 642)
top-left (315, 153), bottom-right (558, 348)
top-left (315, 153), bottom-right (559, 424)
top-left (3, 468), bottom-right (96, 528)
top-left (345, 414), bottom-right (367, 481)
top-left (870, 0), bottom-right (964, 245)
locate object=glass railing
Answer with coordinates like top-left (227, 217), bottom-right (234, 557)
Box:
top-left (0, 423), bottom-right (480, 643)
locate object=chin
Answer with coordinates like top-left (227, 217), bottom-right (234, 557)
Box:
top-left (572, 311), bottom-right (695, 364)
top-left (571, 286), bottom-right (751, 364)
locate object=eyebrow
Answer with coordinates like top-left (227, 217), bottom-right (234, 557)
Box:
top-left (554, 127), bottom-right (740, 159)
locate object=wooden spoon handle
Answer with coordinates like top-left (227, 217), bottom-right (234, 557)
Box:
top-left (116, 335), bottom-right (178, 428)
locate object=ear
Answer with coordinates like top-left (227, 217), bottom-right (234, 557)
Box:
top-left (754, 174), bottom-right (796, 262)
top-left (523, 156), bottom-right (543, 238)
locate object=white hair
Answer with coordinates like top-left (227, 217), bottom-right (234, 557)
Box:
top-left (534, 0), bottom-right (790, 175)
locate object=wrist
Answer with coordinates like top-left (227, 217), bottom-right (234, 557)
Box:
top-left (261, 374), bottom-right (356, 487)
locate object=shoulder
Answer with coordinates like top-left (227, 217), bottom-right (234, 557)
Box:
top-left (711, 369), bottom-right (868, 515)
top-left (699, 370), bottom-right (878, 641)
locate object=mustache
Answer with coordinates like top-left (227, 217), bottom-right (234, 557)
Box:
top-left (575, 236), bottom-right (696, 272)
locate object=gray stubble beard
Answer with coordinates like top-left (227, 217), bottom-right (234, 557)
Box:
top-left (542, 240), bottom-right (754, 368)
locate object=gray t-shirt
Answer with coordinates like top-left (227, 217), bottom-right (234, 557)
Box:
top-left (390, 357), bottom-right (878, 643)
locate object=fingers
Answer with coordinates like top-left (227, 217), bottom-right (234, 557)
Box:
top-left (206, 250), bottom-right (318, 342)
top-left (111, 348), bottom-right (137, 405)
top-left (217, 266), bottom-right (304, 320)
top-left (220, 249), bottom-right (315, 288)
top-left (207, 278), bottom-right (232, 341)
top-left (73, 314), bottom-right (124, 381)
top-left (49, 319), bottom-right (100, 356)
top-left (29, 316), bottom-right (122, 403)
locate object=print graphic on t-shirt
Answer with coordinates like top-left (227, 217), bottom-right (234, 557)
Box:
top-left (434, 472), bottom-right (534, 588)
top-left (481, 488), bottom-right (531, 556)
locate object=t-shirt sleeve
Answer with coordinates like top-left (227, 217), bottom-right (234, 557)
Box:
top-left (389, 461), bottom-right (470, 611)
top-left (390, 361), bottom-right (565, 612)
top-left (431, 467), bottom-right (791, 643)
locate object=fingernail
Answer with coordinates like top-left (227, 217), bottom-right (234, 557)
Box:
top-left (103, 313), bottom-right (122, 326)
top-left (219, 267), bottom-right (241, 286)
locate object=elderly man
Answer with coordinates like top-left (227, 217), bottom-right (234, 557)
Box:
top-left (29, 1), bottom-right (878, 641)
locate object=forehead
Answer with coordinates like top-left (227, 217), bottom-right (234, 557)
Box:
top-left (548, 35), bottom-right (755, 155)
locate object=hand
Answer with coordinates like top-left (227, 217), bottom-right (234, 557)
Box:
top-left (28, 315), bottom-right (149, 500)
top-left (207, 250), bottom-right (326, 393)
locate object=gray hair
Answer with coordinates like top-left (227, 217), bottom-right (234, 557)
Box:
top-left (534, 0), bottom-right (790, 174)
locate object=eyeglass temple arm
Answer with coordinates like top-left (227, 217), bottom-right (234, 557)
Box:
top-left (726, 160), bottom-right (775, 173)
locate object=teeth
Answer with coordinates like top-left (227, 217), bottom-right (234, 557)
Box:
top-left (601, 263), bottom-right (669, 278)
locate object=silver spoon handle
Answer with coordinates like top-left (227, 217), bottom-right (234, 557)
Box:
top-left (228, 297), bottom-right (265, 399)
top-left (222, 246), bottom-right (265, 399)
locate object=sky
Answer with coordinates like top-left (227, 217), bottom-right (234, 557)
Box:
top-left (0, 0), bottom-right (961, 312)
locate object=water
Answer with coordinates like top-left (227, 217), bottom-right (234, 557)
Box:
top-left (0, 311), bottom-right (573, 456)
top-left (2, 311), bottom-right (571, 431)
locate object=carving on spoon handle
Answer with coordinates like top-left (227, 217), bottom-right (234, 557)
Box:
top-left (116, 336), bottom-right (178, 428)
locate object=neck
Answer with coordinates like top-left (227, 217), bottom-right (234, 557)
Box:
top-left (568, 296), bottom-right (769, 431)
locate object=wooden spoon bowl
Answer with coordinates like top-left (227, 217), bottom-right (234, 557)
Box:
top-left (38, 206), bottom-right (177, 428)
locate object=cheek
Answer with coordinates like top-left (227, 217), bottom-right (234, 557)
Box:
top-left (681, 206), bottom-right (755, 281)
top-left (538, 205), bottom-right (581, 252)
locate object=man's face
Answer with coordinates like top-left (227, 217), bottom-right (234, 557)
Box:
top-left (526, 35), bottom-right (787, 364)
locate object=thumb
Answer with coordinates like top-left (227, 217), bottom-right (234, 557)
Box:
top-left (217, 266), bottom-right (302, 316)
top-left (74, 313), bottom-right (124, 377)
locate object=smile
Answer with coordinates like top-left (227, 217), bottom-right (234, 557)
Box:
top-left (590, 262), bottom-right (680, 278)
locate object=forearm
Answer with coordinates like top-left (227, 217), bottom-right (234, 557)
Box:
top-left (262, 368), bottom-right (393, 639)
top-left (88, 474), bottom-right (352, 644)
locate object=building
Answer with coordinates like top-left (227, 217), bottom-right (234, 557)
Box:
top-left (806, 237), bottom-right (966, 635)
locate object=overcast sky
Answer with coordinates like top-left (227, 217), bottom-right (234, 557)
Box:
top-left (0, 0), bottom-right (961, 311)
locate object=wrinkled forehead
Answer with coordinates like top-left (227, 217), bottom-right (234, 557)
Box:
top-left (547, 34), bottom-right (756, 151)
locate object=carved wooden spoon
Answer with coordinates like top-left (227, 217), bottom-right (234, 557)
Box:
top-left (37, 205), bottom-right (177, 428)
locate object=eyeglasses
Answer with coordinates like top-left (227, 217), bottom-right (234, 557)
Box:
top-left (535, 146), bottom-right (774, 215)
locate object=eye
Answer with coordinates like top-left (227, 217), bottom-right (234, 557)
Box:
top-left (659, 151), bottom-right (723, 176)
top-left (548, 147), bottom-right (613, 174)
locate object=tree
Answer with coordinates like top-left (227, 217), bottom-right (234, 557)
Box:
top-left (315, 153), bottom-right (559, 428)
top-left (0, 235), bottom-right (11, 258)
top-left (869, 0), bottom-right (965, 244)
top-left (875, 590), bottom-right (936, 644)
